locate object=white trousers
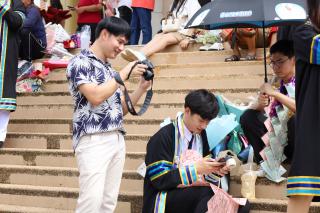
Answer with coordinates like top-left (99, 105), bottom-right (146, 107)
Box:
top-left (75, 131), bottom-right (126, 213)
top-left (0, 110), bottom-right (10, 142)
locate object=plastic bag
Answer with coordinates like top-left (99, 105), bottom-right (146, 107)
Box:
top-left (17, 60), bottom-right (34, 82)
top-left (54, 24), bottom-right (70, 42)
top-left (227, 130), bottom-right (243, 155)
top-left (206, 114), bottom-right (238, 150)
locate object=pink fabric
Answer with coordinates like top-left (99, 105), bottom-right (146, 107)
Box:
top-left (207, 184), bottom-right (240, 213)
top-left (43, 60), bottom-right (69, 69)
top-left (176, 150), bottom-right (246, 212)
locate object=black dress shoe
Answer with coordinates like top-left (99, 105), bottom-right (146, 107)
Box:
top-left (0, 141), bottom-right (3, 148)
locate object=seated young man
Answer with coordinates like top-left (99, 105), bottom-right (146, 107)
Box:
top-left (240, 40), bottom-right (296, 163)
top-left (143, 89), bottom-right (250, 213)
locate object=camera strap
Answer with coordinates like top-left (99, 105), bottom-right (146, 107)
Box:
top-left (114, 72), bottom-right (153, 116)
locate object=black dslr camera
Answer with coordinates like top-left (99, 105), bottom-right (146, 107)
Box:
top-left (139, 59), bottom-right (154, 81)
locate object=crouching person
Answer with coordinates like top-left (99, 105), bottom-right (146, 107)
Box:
top-left (143, 89), bottom-right (250, 213)
top-left (240, 40), bottom-right (296, 163)
top-left (67, 17), bottom-right (151, 212)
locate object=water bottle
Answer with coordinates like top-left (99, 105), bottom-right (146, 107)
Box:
top-left (80, 25), bottom-right (91, 49)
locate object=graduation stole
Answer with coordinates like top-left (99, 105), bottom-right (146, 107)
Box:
top-left (0, 0), bottom-right (10, 95)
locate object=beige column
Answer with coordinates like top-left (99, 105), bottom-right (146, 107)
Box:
top-left (62, 0), bottom-right (78, 34)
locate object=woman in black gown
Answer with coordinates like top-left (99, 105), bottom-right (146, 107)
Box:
top-left (287, 0), bottom-right (320, 212)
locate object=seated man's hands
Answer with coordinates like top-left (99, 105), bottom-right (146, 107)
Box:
top-left (257, 92), bottom-right (270, 109)
top-left (260, 83), bottom-right (276, 97)
top-left (195, 158), bottom-right (229, 176)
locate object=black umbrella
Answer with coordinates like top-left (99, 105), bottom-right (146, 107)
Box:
top-left (185, 0), bottom-right (307, 82)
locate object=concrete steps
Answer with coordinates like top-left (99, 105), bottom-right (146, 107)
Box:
top-left (48, 61), bottom-right (270, 80)
top-left (0, 182), bottom-right (319, 213)
top-left (11, 105), bottom-right (185, 120)
top-left (16, 92), bottom-right (255, 106)
top-left (0, 204), bottom-right (73, 213)
top-left (5, 132), bottom-right (149, 151)
top-left (0, 164), bottom-right (142, 191)
top-left (42, 78), bottom-right (262, 93)
top-left (0, 148), bottom-right (144, 170)
top-left (5, 48), bottom-right (298, 212)
top-left (0, 183), bottom-right (139, 212)
top-left (8, 122), bottom-right (160, 135)
top-left (108, 48), bottom-right (267, 68)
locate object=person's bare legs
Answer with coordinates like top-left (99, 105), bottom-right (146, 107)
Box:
top-left (269, 32), bottom-right (277, 48)
top-left (232, 42), bottom-right (241, 57)
top-left (287, 196), bottom-right (313, 213)
top-left (138, 33), bottom-right (181, 57)
top-left (240, 34), bottom-right (256, 57)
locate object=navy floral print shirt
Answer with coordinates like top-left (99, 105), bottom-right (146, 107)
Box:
top-left (66, 49), bottom-right (124, 150)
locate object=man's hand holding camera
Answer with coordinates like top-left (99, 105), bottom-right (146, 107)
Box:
top-left (120, 61), bottom-right (148, 81)
top-left (118, 61), bottom-right (152, 90)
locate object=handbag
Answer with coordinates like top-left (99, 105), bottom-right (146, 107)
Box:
top-left (161, 13), bottom-right (181, 33)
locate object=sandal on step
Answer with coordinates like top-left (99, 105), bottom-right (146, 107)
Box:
top-left (225, 55), bottom-right (240, 62)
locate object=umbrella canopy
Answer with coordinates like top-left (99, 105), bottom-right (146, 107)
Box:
top-left (185, 0), bottom-right (307, 82)
top-left (186, 0), bottom-right (307, 30)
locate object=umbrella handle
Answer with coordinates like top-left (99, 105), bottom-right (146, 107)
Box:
top-left (263, 26), bottom-right (268, 83)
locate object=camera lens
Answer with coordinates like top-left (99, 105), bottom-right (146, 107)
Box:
top-left (143, 70), bottom-right (154, 81)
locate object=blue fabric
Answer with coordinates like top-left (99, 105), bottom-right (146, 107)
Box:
top-left (23, 5), bottom-right (46, 46)
top-left (66, 49), bottom-right (124, 150)
top-left (130, 7), bottom-right (152, 45)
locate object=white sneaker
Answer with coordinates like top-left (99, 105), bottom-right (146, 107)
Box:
top-left (208, 42), bottom-right (224, 51)
top-left (199, 42), bottom-right (224, 51)
top-left (199, 44), bottom-right (211, 51)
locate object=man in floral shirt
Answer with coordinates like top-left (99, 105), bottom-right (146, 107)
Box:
top-left (66, 17), bottom-right (150, 212)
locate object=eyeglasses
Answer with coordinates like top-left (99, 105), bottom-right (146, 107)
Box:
top-left (269, 58), bottom-right (289, 69)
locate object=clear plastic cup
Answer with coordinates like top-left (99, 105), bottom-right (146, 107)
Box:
top-left (240, 170), bottom-right (257, 199)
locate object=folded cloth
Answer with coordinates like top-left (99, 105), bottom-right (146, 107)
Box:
top-left (42, 59), bottom-right (68, 69)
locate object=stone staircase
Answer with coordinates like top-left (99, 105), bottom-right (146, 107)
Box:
top-left (2, 47), bottom-right (320, 213)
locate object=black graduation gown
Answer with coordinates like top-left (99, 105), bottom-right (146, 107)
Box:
top-left (0, 0), bottom-right (25, 111)
top-left (287, 22), bottom-right (320, 198)
top-left (142, 123), bottom-right (212, 213)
